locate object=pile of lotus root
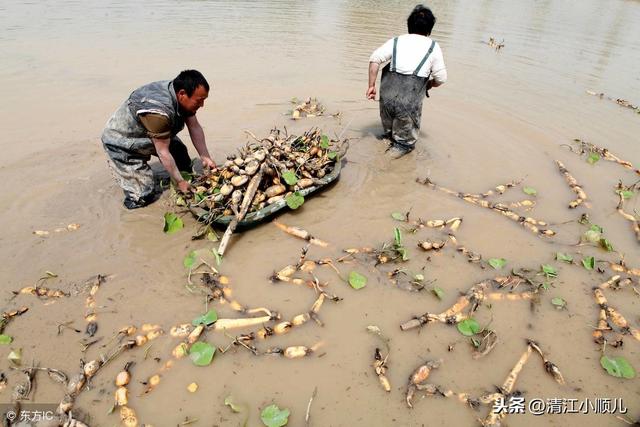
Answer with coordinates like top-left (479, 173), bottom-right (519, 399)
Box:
top-left (187, 127), bottom-right (346, 217)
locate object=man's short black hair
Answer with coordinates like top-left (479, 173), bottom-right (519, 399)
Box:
top-left (407, 5), bottom-right (436, 36)
top-left (173, 69), bottom-right (209, 97)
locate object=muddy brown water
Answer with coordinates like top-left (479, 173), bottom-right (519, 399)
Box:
top-left (1, 1), bottom-right (639, 426)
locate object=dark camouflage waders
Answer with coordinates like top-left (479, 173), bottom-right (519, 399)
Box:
top-left (379, 38), bottom-right (436, 152)
top-left (101, 80), bottom-right (191, 209)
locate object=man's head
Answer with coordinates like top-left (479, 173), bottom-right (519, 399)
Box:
top-left (173, 69), bottom-right (210, 115)
top-left (407, 5), bottom-right (436, 36)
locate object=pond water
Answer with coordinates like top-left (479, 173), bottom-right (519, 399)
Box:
top-left (1, 1), bottom-right (639, 426)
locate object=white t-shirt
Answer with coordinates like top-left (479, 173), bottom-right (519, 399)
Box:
top-left (369, 34), bottom-right (447, 84)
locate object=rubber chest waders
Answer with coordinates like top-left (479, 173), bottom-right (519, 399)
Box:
top-left (379, 38), bottom-right (436, 149)
top-left (101, 80), bottom-right (191, 209)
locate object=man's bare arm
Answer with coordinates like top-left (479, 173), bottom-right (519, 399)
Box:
top-left (152, 137), bottom-right (190, 192)
top-left (185, 115), bottom-right (216, 168)
top-left (367, 62), bottom-right (380, 99)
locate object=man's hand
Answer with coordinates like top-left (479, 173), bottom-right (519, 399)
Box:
top-left (201, 156), bottom-right (217, 170)
top-left (153, 137), bottom-right (187, 188)
top-left (186, 116), bottom-right (216, 170)
top-left (366, 85), bottom-right (377, 100)
top-left (177, 180), bottom-right (192, 193)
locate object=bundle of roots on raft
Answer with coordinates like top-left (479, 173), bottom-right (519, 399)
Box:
top-left (400, 276), bottom-right (538, 331)
top-left (568, 138), bottom-right (640, 175)
top-left (592, 276), bottom-right (640, 347)
top-left (555, 160), bottom-right (588, 208)
top-left (416, 178), bottom-right (555, 237)
top-left (185, 127), bottom-right (347, 219)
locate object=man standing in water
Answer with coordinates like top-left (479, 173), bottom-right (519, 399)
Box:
top-left (101, 70), bottom-right (216, 209)
top-left (367, 5), bottom-right (447, 158)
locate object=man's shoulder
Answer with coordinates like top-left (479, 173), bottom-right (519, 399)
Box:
top-left (130, 80), bottom-right (174, 104)
top-left (399, 34), bottom-right (438, 45)
top-left (129, 80), bottom-right (176, 117)
top-left (134, 80), bottom-right (171, 94)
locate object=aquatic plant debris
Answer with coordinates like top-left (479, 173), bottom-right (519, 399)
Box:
top-left (555, 160), bottom-right (588, 208)
top-left (291, 97), bottom-right (325, 119)
top-left (348, 271), bottom-right (367, 289)
top-left (486, 37), bottom-right (505, 51)
top-left (488, 258), bottom-right (507, 270)
top-left (457, 318), bottom-right (481, 336)
top-left (373, 347), bottom-right (391, 392)
top-left (417, 177), bottom-right (555, 237)
top-left (567, 138), bottom-right (640, 175)
top-left (273, 221), bottom-right (329, 247)
top-left (586, 90), bottom-right (640, 114)
top-left (615, 182), bottom-right (640, 243)
top-left (400, 276), bottom-right (537, 331)
top-left (163, 212), bottom-right (184, 234)
top-left (592, 277), bottom-right (640, 347)
top-left (261, 404), bottom-right (290, 427)
top-left (600, 355), bottom-right (636, 379)
top-left (33, 223), bottom-right (81, 237)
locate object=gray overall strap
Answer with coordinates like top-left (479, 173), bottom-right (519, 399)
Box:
top-left (391, 37), bottom-right (398, 72)
top-left (413, 40), bottom-right (436, 76)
